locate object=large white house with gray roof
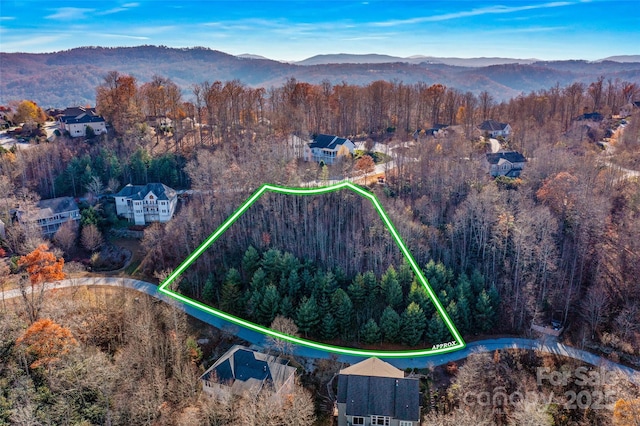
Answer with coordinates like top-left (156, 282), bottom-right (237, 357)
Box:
top-left (304, 134), bottom-right (355, 165)
top-left (57, 107), bottom-right (106, 138)
top-left (114, 183), bottom-right (177, 225)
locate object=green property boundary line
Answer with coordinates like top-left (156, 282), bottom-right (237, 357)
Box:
top-left (158, 181), bottom-right (466, 358)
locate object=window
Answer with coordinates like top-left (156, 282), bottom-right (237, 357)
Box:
top-left (352, 417), bottom-right (365, 425)
top-left (371, 416), bottom-right (390, 426)
top-left (399, 421), bottom-right (413, 426)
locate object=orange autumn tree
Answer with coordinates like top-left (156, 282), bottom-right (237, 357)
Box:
top-left (613, 398), bottom-right (640, 425)
top-left (17, 244), bottom-right (65, 323)
top-left (16, 318), bottom-right (77, 369)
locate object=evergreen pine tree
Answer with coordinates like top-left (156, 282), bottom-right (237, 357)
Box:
top-left (409, 281), bottom-right (433, 317)
top-left (425, 312), bottom-right (449, 344)
top-left (202, 276), bottom-right (216, 303)
top-left (475, 289), bottom-right (495, 333)
top-left (361, 318), bottom-right (381, 345)
top-left (401, 302), bottom-right (426, 346)
top-left (246, 288), bottom-right (263, 321)
top-left (385, 275), bottom-right (403, 310)
top-left (363, 270), bottom-right (379, 315)
top-left (332, 289), bottom-right (353, 338)
top-left (250, 268), bottom-right (268, 292)
top-left (470, 268), bottom-right (485, 297)
top-left (320, 313), bottom-right (338, 340)
top-left (256, 284), bottom-right (280, 325)
top-left (278, 272), bottom-right (288, 295)
top-left (261, 248), bottom-right (283, 281)
top-left (455, 294), bottom-right (472, 335)
top-left (296, 296), bottom-right (320, 337)
top-left (398, 262), bottom-right (414, 290)
top-left (220, 281), bottom-right (242, 314)
top-left (347, 273), bottom-right (367, 306)
top-left (220, 270), bottom-right (243, 315)
top-left (287, 269), bottom-right (301, 300)
top-left (280, 296), bottom-right (294, 319)
top-left (380, 266), bottom-right (398, 295)
top-left (380, 306), bottom-right (402, 343)
top-left (241, 245), bottom-right (260, 281)
top-left (323, 271), bottom-right (338, 299)
top-left (301, 268), bottom-right (314, 295)
top-left (423, 260), bottom-right (453, 294)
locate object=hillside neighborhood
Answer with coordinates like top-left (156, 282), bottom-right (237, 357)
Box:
top-left (1, 47), bottom-right (640, 425)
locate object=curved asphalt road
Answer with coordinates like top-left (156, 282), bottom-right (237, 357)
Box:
top-left (3, 277), bottom-right (638, 385)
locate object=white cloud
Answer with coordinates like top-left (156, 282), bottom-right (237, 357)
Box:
top-left (97, 2), bottom-right (140, 16)
top-left (45, 7), bottom-right (95, 20)
top-left (371, 2), bottom-right (574, 27)
top-left (1, 35), bottom-right (65, 50)
top-left (0, 16), bottom-right (16, 21)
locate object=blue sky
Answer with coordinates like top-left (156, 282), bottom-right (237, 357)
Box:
top-left (0, 0), bottom-right (638, 61)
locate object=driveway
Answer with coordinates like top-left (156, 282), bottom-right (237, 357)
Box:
top-left (3, 277), bottom-right (638, 384)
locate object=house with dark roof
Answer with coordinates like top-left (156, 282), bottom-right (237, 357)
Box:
top-left (200, 345), bottom-right (297, 400)
top-left (412, 124), bottom-right (448, 141)
top-left (57, 107), bottom-right (106, 138)
top-left (114, 183), bottom-right (177, 225)
top-left (478, 119), bottom-right (511, 138)
top-left (14, 197), bottom-right (80, 236)
top-left (486, 151), bottom-right (527, 178)
top-left (575, 112), bottom-right (604, 122)
top-left (304, 134), bottom-right (355, 165)
top-left (336, 358), bottom-right (420, 426)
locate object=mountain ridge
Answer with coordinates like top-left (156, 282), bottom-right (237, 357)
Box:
top-left (2, 46), bottom-right (639, 107)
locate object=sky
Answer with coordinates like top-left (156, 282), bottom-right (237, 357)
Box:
top-left (0, 0), bottom-right (638, 61)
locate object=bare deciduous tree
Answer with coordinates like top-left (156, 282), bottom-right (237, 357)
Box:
top-left (53, 220), bottom-right (78, 256)
top-left (81, 224), bottom-right (104, 253)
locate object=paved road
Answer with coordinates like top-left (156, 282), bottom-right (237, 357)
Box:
top-left (3, 277), bottom-right (638, 384)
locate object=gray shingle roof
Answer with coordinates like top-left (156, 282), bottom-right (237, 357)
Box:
top-left (337, 374), bottom-right (420, 421)
top-left (478, 119), bottom-right (509, 132)
top-left (486, 151), bottom-right (526, 165)
top-left (35, 197), bottom-right (79, 219)
top-left (200, 345), bottom-right (296, 396)
top-left (115, 183), bottom-right (176, 201)
top-left (309, 134), bottom-right (351, 150)
top-left (59, 107), bottom-right (105, 124)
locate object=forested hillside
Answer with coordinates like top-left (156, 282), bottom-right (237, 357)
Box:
top-left (2, 70), bottom-right (640, 382)
top-left (2, 46), bottom-right (640, 106)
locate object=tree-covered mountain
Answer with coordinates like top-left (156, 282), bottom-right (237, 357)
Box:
top-left (2, 45), bottom-right (639, 107)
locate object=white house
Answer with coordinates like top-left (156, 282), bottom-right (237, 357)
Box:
top-left (336, 358), bottom-right (420, 426)
top-left (15, 197), bottom-right (81, 236)
top-left (58, 107), bottom-right (106, 138)
top-left (114, 183), bottom-right (177, 226)
top-left (304, 134), bottom-right (355, 165)
top-left (478, 120), bottom-right (511, 138)
top-left (486, 151), bottom-right (527, 178)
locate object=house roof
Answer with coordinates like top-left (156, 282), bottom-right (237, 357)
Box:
top-left (486, 151), bottom-right (527, 165)
top-left (35, 197), bottom-right (79, 219)
top-left (59, 107), bottom-right (105, 124)
top-left (340, 357), bottom-right (404, 378)
top-left (478, 119), bottom-right (509, 132)
top-left (337, 374), bottom-right (420, 421)
top-left (115, 183), bottom-right (177, 201)
top-left (200, 345), bottom-right (296, 396)
top-left (575, 112), bottom-right (603, 121)
top-left (309, 134), bottom-right (352, 150)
